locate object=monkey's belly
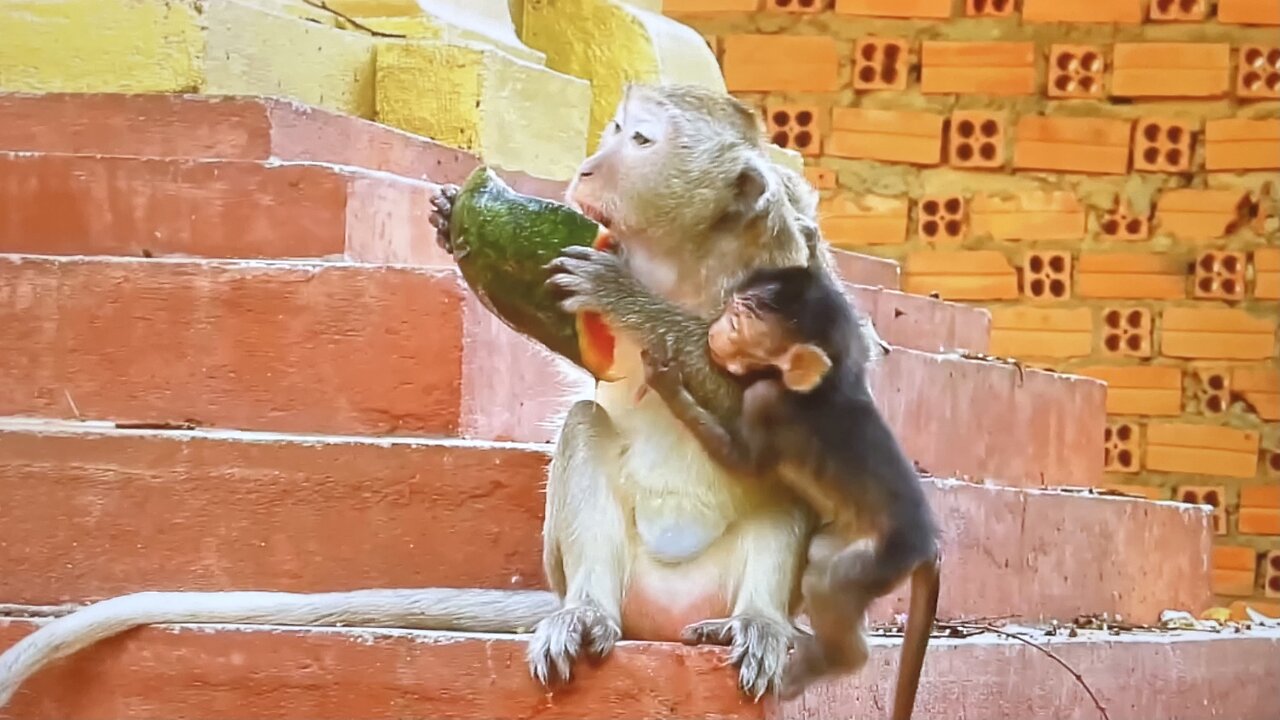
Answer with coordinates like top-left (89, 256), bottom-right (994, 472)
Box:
top-left (622, 550), bottom-right (733, 641)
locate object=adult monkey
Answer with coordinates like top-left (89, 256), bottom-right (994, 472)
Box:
top-left (467, 83), bottom-right (886, 695)
top-left (0, 84), bottom-right (882, 705)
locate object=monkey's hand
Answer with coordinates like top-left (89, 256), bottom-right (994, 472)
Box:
top-left (640, 345), bottom-right (682, 399)
top-left (544, 245), bottom-right (635, 316)
top-left (428, 183), bottom-right (462, 255)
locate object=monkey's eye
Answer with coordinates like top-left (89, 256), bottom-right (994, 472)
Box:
top-left (631, 131), bottom-right (653, 147)
top-left (609, 121), bottom-right (622, 134)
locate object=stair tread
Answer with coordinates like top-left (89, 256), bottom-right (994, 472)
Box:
top-left (2, 617), bottom-right (1275, 720)
top-left (0, 418), bottom-right (1208, 621)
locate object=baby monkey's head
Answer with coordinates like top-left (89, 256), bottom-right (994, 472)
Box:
top-left (708, 265), bottom-right (857, 393)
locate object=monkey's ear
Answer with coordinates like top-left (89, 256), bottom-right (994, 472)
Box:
top-left (733, 158), bottom-right (774, 220)
top-left (780, 344), bottom-right (832, 393)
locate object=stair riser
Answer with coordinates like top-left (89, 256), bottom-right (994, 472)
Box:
top-left (0, 256), bottom-right (1098, 486)
top-left (1, 622), bottom-right (1275, 720)
top-left (0, 154), bottom-right (449, 265)
top-left (0, 92), bottom-right (566, 199)
top-left (0, 427), bottom-right (1208, 622)
top-left (847, 283), bottom-right (990, 354)
top-left (0, 257), bottom-right (587, 443)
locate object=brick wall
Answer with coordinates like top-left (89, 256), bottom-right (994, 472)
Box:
top-left (666, 0), bottom-right (1280, 610)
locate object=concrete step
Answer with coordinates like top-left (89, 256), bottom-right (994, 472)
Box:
top-left (1, 618), bottom-right (1274, 719)
top-left (0, 92), bottom-right (903, 290)
top-left (0, 420), bottom-right (1206, 622)
top-left (0, 255), bottom-right (590, 444)
top-left (0, 255), bottom-right (1099, 487)
top-left (846, 283), bottom-right (989, 353)
top-left (0, 92), bottom-right (564, 198)
top-left (0, 152), bottom-right (452, 265)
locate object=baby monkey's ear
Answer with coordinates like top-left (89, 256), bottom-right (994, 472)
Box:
top-left (779, 343), bottom-right (832, 393)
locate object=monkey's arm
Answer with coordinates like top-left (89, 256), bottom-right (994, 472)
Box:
top-left (546, 246), bottom-right (745, 419)
top-left (641, 349), bottom-right (762, 476)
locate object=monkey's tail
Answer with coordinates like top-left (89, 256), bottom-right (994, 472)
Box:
top-left (0, 587), bottom-right (559, 707)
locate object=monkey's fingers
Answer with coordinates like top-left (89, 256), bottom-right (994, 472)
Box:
top-left (525, 608), bottom-right (586, 686)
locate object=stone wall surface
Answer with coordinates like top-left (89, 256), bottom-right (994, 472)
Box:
top-left (667, 0), bottom-right (1280, 610)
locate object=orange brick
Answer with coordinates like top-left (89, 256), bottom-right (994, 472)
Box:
top-left (1218, 0), bottom-right (1280, 25)
top-left (819, 195), bottom-right (910, 247)
top-left (1229, 598), bottom-right (1280, 620)
top-left (1048, 45), bottom-right (1108, 99)
top-left (664, 0), bottom-right (763, 12)
top-left (1156, 188), bottom-right (1251, 240)
top-left (1205, 119), bottom-right (1280, 171)
top-left (1192, 367), bottom-right (1232, 416)
top-left (1161, 307), bottom-right (1276, 360)
top-left (1149, 424), bottom-right (1260, 478)
top-left (853, 37), bottom-right (910, 91)
top-left (1078, 365), bottom-right (1182, 416)
top-left (1112, 43), bottom-right (1231, 98)
top-left (1237, 46), bottom-right (1280, 99)
top-left (969, 191), bottom-right (1086, 241)
top-left (1192, 250), bottom-right (1246, 301)
top-left (723, 35), bottom-right (839, 92)
top-left (966, 0), bottom-right (1015, 15)
top-left (1212, 545), bottom-right (1257, 596)
top-left (902, 250), bottom-right (1018, 300)
top-left (828, 108), bottom-right (945, 165)
top-left (989, 307), bottom-right (1093, 358)
top-left (1013, 115), bottom-right (1132, 175)
top-left (765, 105), bottom-right (823, 156)
top-left (1022, 250), bottom-right (1072, 301)
top-left (920, 42), bottom-right (1037, 95)
top-left (1254, 248), bottom-right (1280, 300)
top-left (1172, 484), bottom-right (1223, 535)
top-left (1076, 253), bottom-right (1185, 299)
top-left (1266, 551), bottom-right (1280, 594)
top-left (1149, 0), bottom-right (1207, 20)
top-left (764, 0), bottom-right (825, 12)
top-left (1240, 485), bottom-right (1280, 534)
top-left (833, 0), bottom-right (951, 18)
top-left (1098, 307), bottom-right (1154, 358)
top-left (1022, 0), bottom-right (1143, 23)
top-left (917, 195), bottom-right (967, 243)
top-left (1232, 366), bottom-right (1280, 420)
top-left (1098, 198), bottom-right (1150, 240)
top-left (1132, 118), bottom-right (1196, 173)
top-left (805, 166), bottom-right (837, 190)
top-left (1105, 420), bottom-right (1142, 473)
top-left (948, 111), bottom-right (1007, 169)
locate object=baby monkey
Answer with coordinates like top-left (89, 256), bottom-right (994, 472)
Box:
top-left (643, 264), bottom-right (941, 718)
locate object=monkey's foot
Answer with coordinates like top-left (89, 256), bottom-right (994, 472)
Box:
top-left (526, 604), bottom-right (621, 687)
top-left (680, 614), bottom-right (792, 700)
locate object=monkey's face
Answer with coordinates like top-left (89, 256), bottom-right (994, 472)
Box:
top-left (707, 295), bottom-right (787, 376)
top-left (566, 90), bottom-right (673, 237)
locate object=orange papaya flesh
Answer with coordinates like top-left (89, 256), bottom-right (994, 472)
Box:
top-left (449, 166), bottom-right (620, 381)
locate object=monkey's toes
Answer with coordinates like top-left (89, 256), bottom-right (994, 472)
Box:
top-left (526, 605), bottom-right (618, 687)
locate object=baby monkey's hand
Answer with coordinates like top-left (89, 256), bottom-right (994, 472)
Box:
top-left (639, 344), bottom-right (683, 403)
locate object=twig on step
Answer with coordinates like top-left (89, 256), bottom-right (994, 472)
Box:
top-left (938, 621), bottom-right (1110, 720)
top-left (301, 0), bottom-right (406, 38)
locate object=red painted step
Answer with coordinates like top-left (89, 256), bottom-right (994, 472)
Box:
top-left (0, 420), bottom-right (1207, 622)
top-left (847, 283), bottom-right (989, 353)
top-left (0, 255), bottom-right (1096, 486)
top-left (0, 153), bottom-right (451, 265)
top-left (0, 256), bottom-right (590, 443)
top-left (0, 92), bottom-right (564, 198)
top-left (1, 619), bottom-right (1275, 719)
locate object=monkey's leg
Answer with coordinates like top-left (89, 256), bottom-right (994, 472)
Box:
top-left (526, 400), bottom-right (627, 686)
top-left (778, 543), bottom-right (871, 700)
top-left (681, 502), bottom-right (807, 699)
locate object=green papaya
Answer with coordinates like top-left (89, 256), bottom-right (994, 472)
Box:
top-left (449, 166), bottom-right (620, 381)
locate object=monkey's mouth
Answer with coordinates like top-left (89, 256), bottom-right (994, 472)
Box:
top-left (576, 201), bottom-right (614, 230)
